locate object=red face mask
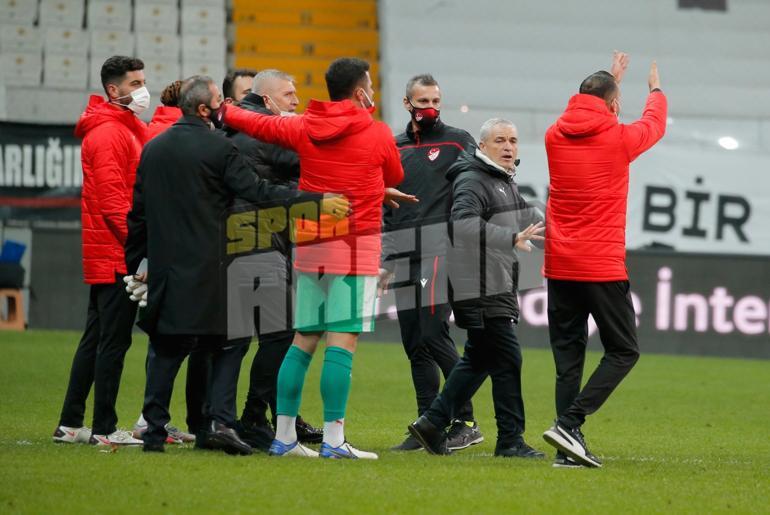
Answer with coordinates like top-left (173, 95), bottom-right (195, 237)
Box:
top-left (409, 101), bottom-right (440, 129)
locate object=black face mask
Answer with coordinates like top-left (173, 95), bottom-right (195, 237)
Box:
top-left (207, 104), bottom-right (225, 129)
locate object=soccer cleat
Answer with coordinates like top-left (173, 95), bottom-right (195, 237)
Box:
top-left (89, 430), bottom-right (143, 446)
top-left (132, 422), bottom-right (188, 444)
top-left (553, 451), bottom-right (584, 468)
top-left (390, 433), bottom-right (423, 451)
top-left (407, 416), bottom-right (450, 455)
top-left (165, 425), bottom-right (195, 443)
top-left (319, 441), bottom-right (378, 460)
top-left (494, 440), bottom-right (546, 458)
top-left (446, 420), bottom-right (484, 451)
top-left (52, 425), bottom-right (92, 444)
top-left (296, 416), bottom-right (323, 444)
top-left (268, 439), bottom-right (319, 458)
top-left (543, 420), bottom-right (602, 468)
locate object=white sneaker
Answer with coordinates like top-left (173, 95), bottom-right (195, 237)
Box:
top-left (268, 439), bottom-right (319, 457)
top-left (53, 425), bottom-right (92, 444)
top-left (90, 429), bottom-right (143, 446)
top-left (132, 422), bottom-right (188, 444)
top-left (320, 441), bottom-right (379, 460)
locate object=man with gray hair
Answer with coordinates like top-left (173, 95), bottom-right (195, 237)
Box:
top-left (225, 68), bottom-right (323, 448)
top-left (408, 117), bottom-right (545, 459)
top-left (125, 75), bottom-right (349, 454)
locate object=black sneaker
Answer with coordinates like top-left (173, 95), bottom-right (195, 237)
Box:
top-left (296, 416), bottom-right (323, 444)
top-left (206, 421), bottom-right (253, 456)
top-left (143, 441), bottom-right (165, 453)
top-left (543, 420), bottom-right (602, 468)
top-left (553, 451), bottom-right (583, 468)
top-left (390, 433), bottom-right (423, 451)
top-left (407, 416), bottom-right (450, 455)
top-left (237, 419), bottom-right (275, 452)
top-left (446, 420), bottom-right (484, 451)
top-left (494, 440), bottom-right (545, 458)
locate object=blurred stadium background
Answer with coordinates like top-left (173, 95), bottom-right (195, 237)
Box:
top-left (0, 0), bottom-right (768, 360)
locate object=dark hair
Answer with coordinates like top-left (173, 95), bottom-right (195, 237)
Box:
top-left (100, 55), bottom-right (144, 93)
top-left (179, 75), bottom-right (215, 116)
top-left (405, 73), bottom-right (439, 99)
top-left (325, 58), bottom-right (370, 101)
top-left (222, 68), bottom-right (257, 99)
top-left (579, 70), bottom-right (618, 101)
top-left (159, 80), bottom-right (183, 107)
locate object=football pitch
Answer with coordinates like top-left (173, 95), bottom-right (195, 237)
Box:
top-left (0, 330), bottom-right (767, 514)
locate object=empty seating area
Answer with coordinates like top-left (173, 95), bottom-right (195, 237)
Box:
top-left (0, 0), bottom-right (227, 123)
top-left (232, 0), bottom-right (379, 110)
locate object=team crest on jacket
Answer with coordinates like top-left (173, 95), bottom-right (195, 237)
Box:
top-left (427, 147), bottom-right (440, 161)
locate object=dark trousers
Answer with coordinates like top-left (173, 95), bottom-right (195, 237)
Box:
top-left (396, 295), bottom-right (474, 421)
top-left (241, 328), bottom-right (294, 426)
top-left (547, 279), bottom-right (640, 428)
top-left (58, 274), bottom-right (137, 435)
top-left (142, 335), bottom-right (249, 446)
top-left (424, 317), bottom-right (524, 446)
top-left (143, 343), bottom-right (210, 434)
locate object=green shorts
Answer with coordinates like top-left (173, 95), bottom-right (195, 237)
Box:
top-left (294, 272), bottom-right (377, 333)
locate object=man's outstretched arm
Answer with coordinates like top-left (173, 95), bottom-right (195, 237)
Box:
top-left (222, 104), bottom-right (303, 150)
top-left (623, 61), bottom-right (667, 162)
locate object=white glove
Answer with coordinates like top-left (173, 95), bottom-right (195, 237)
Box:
top-left (129, 282), bottom-right (147, 302)
top-left (126, 279), bottom-right (148, 307)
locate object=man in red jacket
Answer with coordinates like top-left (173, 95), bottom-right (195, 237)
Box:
top-left (222, 57), bottom-right (407, 459)
top-left (53, 56), bottom-right (149, 447)
top-left (542, 53), bottom-right (667, 468)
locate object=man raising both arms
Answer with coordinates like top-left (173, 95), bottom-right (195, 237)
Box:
top-left (542, 52), bottom-right (666, 468)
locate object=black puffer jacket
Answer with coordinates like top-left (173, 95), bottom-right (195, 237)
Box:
top-left (226, 92), bottom-right (299, 257)
top-left (226, 92), bottom-right (299, 186)
top-left (447, 150), bottom-right (543, 329)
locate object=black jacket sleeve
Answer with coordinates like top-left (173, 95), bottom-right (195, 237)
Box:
top-left (451, 175), bottom-right (516, 251)
top-left (263, 143), bottom-right (300, 182)
top-left (458, 129), bottom-right (477, 152)
top-left (222, 145), bottom-right (321, 207)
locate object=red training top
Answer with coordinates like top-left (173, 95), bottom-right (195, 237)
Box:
top-left (544, 91), bottom-right (667, 282)
top-left (225, 99), bottom-right (404, 276)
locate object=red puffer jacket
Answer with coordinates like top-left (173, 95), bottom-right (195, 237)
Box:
top-left (75, 95), bottom-right (148, 284)
top-left (147, 105), bottom-right (181, 139)
top-left (224, 100), bottom-right (404, 275)
top-left (544, 91), bottom-right (667, 282)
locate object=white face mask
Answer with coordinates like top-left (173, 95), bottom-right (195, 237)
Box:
top-left (265, 95), bottom-right (296, 117)
top-left (361, 89), bottom-right (375, 110)
top-left (114, 86), bottom-right (151, 115)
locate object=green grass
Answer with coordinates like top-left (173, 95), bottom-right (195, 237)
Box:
top-left (0, 330), bottom-right (768, 514)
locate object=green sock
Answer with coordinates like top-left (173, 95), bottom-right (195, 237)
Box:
top-left (320, 346), bottom-right (354, 422)
top-left (276, 346), bottom-right (312, 417)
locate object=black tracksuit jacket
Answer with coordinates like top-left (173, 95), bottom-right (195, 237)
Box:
top-left (382, 120), bottom-right (476, 289)
top-left (446, 150), bottom-right (543, 328)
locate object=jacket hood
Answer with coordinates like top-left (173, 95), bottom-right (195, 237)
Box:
top-left (149, 105), bottom-right (182, 125)
top-left (302, 99), bottom-right (374, 142)
top-left (554, 94), bottom-right (618, 137)
top-left (446, 150), bottom-right (512, 183)
top-left (75, 95), bottom-right (146, 139)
